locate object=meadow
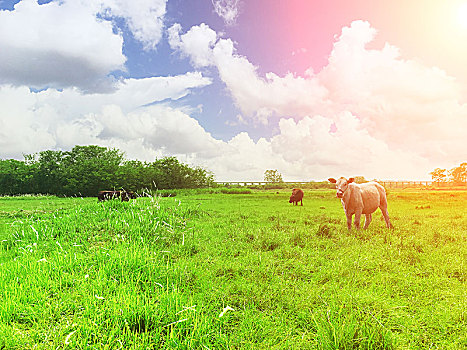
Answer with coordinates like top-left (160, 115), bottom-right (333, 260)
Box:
top-left (0, 189), bottom-right (465, 349)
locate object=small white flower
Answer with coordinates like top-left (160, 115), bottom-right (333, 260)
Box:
top-left (64, 330), bottom-right (76, 345)
top-left (95, 295), bottom-right (104, 300)
top-left (219, 306), bottom-right (235, 317)
top-left (85, 274), bottom-right (89, 279)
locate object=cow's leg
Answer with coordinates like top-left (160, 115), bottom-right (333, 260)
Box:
top-left (363, 214), bottom-right (372, 229)
top-left (354, 210), bottom-right (362, 230)
top-left (346, 214), bottom-right (353, 230)
top-left (380, 207), bottom-right (392, 228)
top-left (300, 199), bottom-right (303, 206)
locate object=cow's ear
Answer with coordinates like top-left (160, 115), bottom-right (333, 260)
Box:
top-left (328, 178), bottom-right (337, 183)
top-left (348, 177), bottom-right (355, 184)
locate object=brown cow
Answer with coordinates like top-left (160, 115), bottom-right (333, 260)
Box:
top-left (328, 177), bottom-right (391, 230)
top-left (98, 190), bottom-right (136, 202)
top-left (289, 188), bottom-right (304, 206)
top-left (121, 190), bottom-right (137, 201)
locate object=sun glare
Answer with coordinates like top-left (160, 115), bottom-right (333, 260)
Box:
top-left (459, 3), bottom-right (467, 29)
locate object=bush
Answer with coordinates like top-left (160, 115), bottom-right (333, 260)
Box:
top-left (157, 190), bottom-right (177, 197)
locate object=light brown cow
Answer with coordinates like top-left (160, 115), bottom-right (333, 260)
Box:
top-left (328, 177), bottom-right (391, 230)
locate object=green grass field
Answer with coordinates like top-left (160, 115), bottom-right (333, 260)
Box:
top-left (0, 190), bottom-right (465, 349)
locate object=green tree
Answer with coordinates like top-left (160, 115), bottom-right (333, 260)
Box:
top-left (0, 159), bottom-right (34, 195)
top-left (430, 168), bottom-right (447, 185)
top-left (0, 146), bottom-right (216, 196)
top-left (61, 145), bottom-right (124, 196)
top-left (153, 157), bottom-right (182, 189)
top-left (187, 166), bottom-right (215, 188)
top-left (264, 169), bottom-right (283, 183)
top-left (139, 157), bottom-right (215, 190)
top-left (118, 160), bottom-right (148, 191)
top-left (353, 176), bottom-right (367, 184)
top-left (448, 163), bottom-right (467, 184)
top-left (30, 150), bottom-right (66, 194)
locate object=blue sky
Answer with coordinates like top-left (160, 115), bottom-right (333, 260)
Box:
top-left (1, 0), bottom-right (467, 181)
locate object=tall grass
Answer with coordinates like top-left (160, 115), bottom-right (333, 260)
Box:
top-left (0, 196), bottom-right (209, 348)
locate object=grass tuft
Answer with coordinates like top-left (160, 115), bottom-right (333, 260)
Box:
top-left (316, 223), bottom-right (335, 238)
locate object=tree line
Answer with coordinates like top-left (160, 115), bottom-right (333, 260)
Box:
top-left (0, 145), bottom-right (214, 196)
top-left (430, 163), bottom-right (467, 184)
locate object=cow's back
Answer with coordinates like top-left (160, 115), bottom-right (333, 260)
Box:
top-left (359, 182), bottom-right (385, 214)
top-left (293, 189), bottom-right (304, 200)
top-left (98, 190), bottom-right (121, 201)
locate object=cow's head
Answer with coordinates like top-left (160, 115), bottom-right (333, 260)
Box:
top-left (289, 188), bottom-right (298, 201)
top-left (328, 177), bottom-right (354, 198)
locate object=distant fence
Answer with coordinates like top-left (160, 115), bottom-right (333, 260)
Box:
top-left (215, 181), bottom-right (309, 187)
top-left (215, 180), bottom-right (437, 188)
top-left (378, 181), bottom-right (432, 188)
top-left (215, 180), bottom-right (467, 189)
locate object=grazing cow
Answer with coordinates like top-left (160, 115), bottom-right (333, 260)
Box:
top-left (121, 191), bottom-right (137, 201)
top-left (97, 190), bottom-right (119, 201)
top-left (98, 190), bottom-right (136, 202)
top-left (328, 177), bottom-right (391, 230)
top-left (289, 188), bottom-right (304, 206)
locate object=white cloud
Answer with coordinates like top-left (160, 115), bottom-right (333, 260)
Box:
top-left (0, 86), bottom-right (56, 156)
top-left (34, 72), bottom-right (212, 117)
top-left (167, 20), bottom-right (467, 180)
top-left (98, 0), bottom-right (167, 51)
top-left (0, 0), bottom-right (126, 92)
top-left (212, 39), bottom-right (328, 120)
top-left (0, 0), bottom-right (169, 92)
top-left (168, 23), bottom-right (218, 68)
top-left (53, 104), bottom-right (223, 160)
top-left (319, 20), bottom-right (467, 164)
top-left (0, 72), bottom-right (212, 159)
top-left (212, 0), bottom-right (241, 26)
top-left (101, 105), bottom-right (222, 154)
top-left (169, 24), bottom-right (328, 122)
top-left (201, 113), bottom-right (431, 182)
top-left (267, 114), bottom-right (430, 181)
